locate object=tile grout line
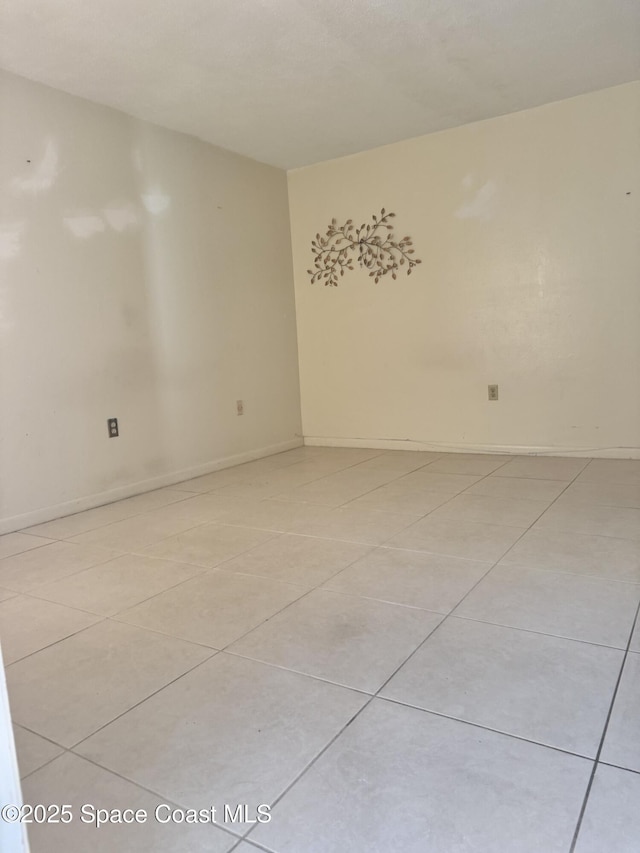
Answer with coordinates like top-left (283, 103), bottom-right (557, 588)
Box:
top-left (20, 560), bottom-right (212, 613)
top-left (20, 490), bottom-right (206, 540)
top-left (22, 746), bottom-right (245, 846)
top-left (0, 455), bottom-right (569, 678)
top-left (5, 616), bottom-right (111, 668)
top-left (15, 525), bottom-right (290, 636)
top-left (361, 456), bottom-right (527, 550)
top-left (133, 454), bottom-right (584, 840)
top-left (240, 460), bottom-right (541, 845)
top-left (190, 465), bottom-right (518, 846)
top-left (217, 459), bottom-right (526, 695)
top-left (259, 452), bottom-right (454, 514)
top-left (568, 595), bottom-right (640, 852)
top-left (101, 530), bottom-right (373, 651)
top-left (240, 456), bottom-right (595, 846)
top-left (11, 452), bottom-right (638, 850)
top-left (65, 647), bottom-right (219, 752)
top-left (373, 693), bottom-right (597, 762)
top-left (205, 448), bottom-right (391, 503)
top-left (0, 545), bottom-right (144, 598)
top-left (445, 459), bottom-right (595, 617)
top-left (50, 533), bottom-right (378, 761)
top-left (10, 520), bottom-right (378, 743)
top-left (444, 611), bottom-right (634, 652)
top-left (15, 449), bottom-right (391, 553)
top-left (597, 754), bottom-right (640, 777)
top-left (14, 456), bottom-right (323, 541)
top-left (1, 454), bottom-right (588, 681)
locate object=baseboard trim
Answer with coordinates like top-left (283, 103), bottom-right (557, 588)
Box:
top-left (1, 437), bottom-right (303, 536)
top-left (303, 435), bottom-right (640, 459)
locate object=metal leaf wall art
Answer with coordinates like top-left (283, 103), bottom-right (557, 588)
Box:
top-left (308, 208), bottom-right (422, 287)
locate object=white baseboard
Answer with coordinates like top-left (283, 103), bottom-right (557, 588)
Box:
top-left (1, 437), bottom-right (303, 536)
top-left (303, 435), bottom-right (640, 459)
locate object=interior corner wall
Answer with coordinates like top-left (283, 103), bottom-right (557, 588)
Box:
top-left (288, 82), bottom-right (640, 459)
top-left (0, 70), bottom-right (302, 533)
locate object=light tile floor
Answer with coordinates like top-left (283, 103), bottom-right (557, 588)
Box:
top-left (1, 447), bottom-right (639, 852)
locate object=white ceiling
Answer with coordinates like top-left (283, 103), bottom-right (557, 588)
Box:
top-left (1, 0), bottom-right (639, 169)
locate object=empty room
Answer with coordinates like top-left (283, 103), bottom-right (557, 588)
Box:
top-left (0, 1), bottom-right (639, 851)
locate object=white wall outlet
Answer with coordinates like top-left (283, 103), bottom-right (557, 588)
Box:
top-left (236, 400), bottom-right (244, 416)
top-left (488, 385), bottom-right (499, 401)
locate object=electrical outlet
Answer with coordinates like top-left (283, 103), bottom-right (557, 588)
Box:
top-left (107, 417), bottom-right (119, 437)
top-left (488, 385), bottom-right (499, 401)
top-left (236, 400), bottom-right (244, 416)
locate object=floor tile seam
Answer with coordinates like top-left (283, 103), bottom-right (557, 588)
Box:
top-left (241, 690), bottom-right (379, 847)
top-left (545, 491), bottom-right (640, 510)
top-left (531, 521), bottom-right (640, 543)
top-left (62, 649), bottom-right (219, 753)
top-left (229, 837), bottom-right (273, 853)
top-left (569, 594), bottom-right (640, 852)
top-left (221, 611), bottom-right (631, 760)
top-left (597, 759), bottom-right (640, 777)
top-left (266, 453), bottom-right (477, 513)
top-left (375, 542), bottom-right (495, 564)
top-left (571, 478), bottom-right (640, 488)
top-left (15, 456), bottom-right (624, 836)
top-left (234, 567), bottom-right (468, 845)
top-left (6, 454), bottom-right (607, 542)
top-left (20, 562), bottom-right (222, 619)
top-left (209, 542), bottom-right (385, 656)
top-left (219, 513), bottom-right (419, 539)
top-left (6, 460), bottom-right (608, 820)
top-left (366, 500), bottom-right (566, 725)
top-left (443, 473), bottom-right (590, 637)
top-left (11, 531), bottom-right (58, 542)
top-left (63, 649), bottom-right (381, 849)
top-left (107, 528), bottom-right (289, 605)
top-left (337, 486), bottom-right (555, 526)
top-left (433, 612), bottom-right (633, 653)
top-left (207, 545), bottom-right (378, 593)
top-left (15, 454), bottom-right (593, 847)
top-left (329, 480), bottom-right (480, 513)
top-left (475, 472), bottom-right (578, 486)
top-left (416, 455), bottom-right (514, 477)
top-left (13, 723), bottom-right (70, 783)
top-left (4, 616), bottom-right (109, 669)
top-left (105, 560), bottom-right (333, 661)
top-left (312, 584), bottom-right (453, 615)
top-left (241, 452), bottom-right (393, 501)
top-left (241, 667), bottom-right (593, 850)
top-left (437, 455), bottom-right (589, 528)
top-left (480, 560), bottom-right (640, 586)
top-left (57, 514), bottom-right (229, 550)
top-left (366, 559), bottom-right (502, 697)
top-left (19, 683), bottom-right (597, 828)
top-left (370, 456), bottom-right (550, 550)
top-left (218, 460), bottom-right (406, 495)
top-left (5, 546), bottom-right (200, 600)
top-left (104, 529), bottom-right (361, 631)
top-left (219, 650), bottom-right (376, 697)
top-left (374, 694), bottom-right (599, 761)
top-left (105, 614), bottom-right (223, 652)
top-left (26, 746), bottom-right (246, 843)
top-left (20, 472), bottom-right (322, 545)
top-left (19, 490), bottom-right (201, 540)
top-left (19, 749), bottom-right (72, 784)
top-left (182, 451), bottom-right (343, 493)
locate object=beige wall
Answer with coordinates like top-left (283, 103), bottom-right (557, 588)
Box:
top-left (0, 70), bottom-right (302, 532)
top-left (288, 82), bottom-right (640, 458)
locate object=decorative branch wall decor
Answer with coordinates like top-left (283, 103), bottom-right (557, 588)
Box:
top-left (308, 208), bottom-right (421, 287)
